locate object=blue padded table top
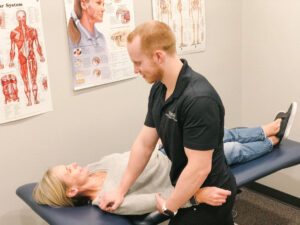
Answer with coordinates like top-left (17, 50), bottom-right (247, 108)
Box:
top-left (16, 183), bottom-right (133, 225)
top-left (16, 139), bottom-right (300, 225)
top-left (231, 139), bottom-right (300, 187)
top-left (16, 182), bottom-right (168, 225)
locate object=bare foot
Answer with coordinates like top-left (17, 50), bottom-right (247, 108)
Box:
top-left (269, 136), bottom-right (280, 146)
top-left (262, 119), bottom-right (281, 137)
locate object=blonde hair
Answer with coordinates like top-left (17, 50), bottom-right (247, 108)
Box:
top-left (33, 169), bottom-right (74, 207)
top-left (127, 20), bottom-right (176, 56)
top-left (68, 0), bottom-right (90, 45)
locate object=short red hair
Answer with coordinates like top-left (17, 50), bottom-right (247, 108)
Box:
top-left (127, 20), bottom-right (176, 56)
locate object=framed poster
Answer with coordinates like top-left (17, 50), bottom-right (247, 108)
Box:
top-left (0, 0), bottom-right (52, 124)
top-left (152, 0), bottom-right (206, 54)
top-left (64, 0), bottom-right (136, 90)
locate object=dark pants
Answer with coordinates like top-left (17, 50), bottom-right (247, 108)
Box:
top-left (169, 175), bottom-right (237, 225)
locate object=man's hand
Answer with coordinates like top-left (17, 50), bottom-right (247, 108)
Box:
top-left (195, 187), bottom-right (231, 206)
top-left (9, 62), bottom-right (14, 68)
top-left (98, 189), bottom-right (124, 212)
top-left (155, 193), bottom-right (166, 214)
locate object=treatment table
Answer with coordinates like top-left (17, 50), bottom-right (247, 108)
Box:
top-left (17, 139), bottom-right (300, 225)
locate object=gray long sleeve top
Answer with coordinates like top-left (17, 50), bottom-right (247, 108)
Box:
top-left (90, 150), bottom-right (191, 215)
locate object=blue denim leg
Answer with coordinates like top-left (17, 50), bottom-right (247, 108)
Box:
top-left (224, 139), bottom-right (273, 165)
top-left (223, 127), bottom-right (266, 143)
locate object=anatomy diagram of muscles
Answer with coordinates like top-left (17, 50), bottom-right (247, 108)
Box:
top-left (1, 74), bottom-right (19, 104)
top-left (0, 0), bottom-right (52, 124)
top-left (152, 0), bottom-right (206, 54)
top-left (9, 9), bottom-right (45, 106)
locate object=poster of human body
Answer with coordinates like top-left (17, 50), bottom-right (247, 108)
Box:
top-left (64, 0), bottom-right (136, 90)
top-left (0, 1), bottom-right (52, 124)
top-left (152, 0), bottom-right (206, 54)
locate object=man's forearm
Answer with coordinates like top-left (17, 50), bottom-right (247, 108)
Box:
top-left (166, 164), bottom-right (210, 211)
top-left (118, 138), bottom-right (155, 195)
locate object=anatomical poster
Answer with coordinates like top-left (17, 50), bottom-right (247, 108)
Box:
top-left (152, 0), bottom-right (206, 54)
top-left (64, 0), bottom-right (136, 90)
top-left (0, 1), bottom-right (52, 124)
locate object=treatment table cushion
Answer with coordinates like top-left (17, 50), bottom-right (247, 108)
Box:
top-left (231, 139), bottom-right (300, 187)
top-left (16, 139), bottom-right (300, 225)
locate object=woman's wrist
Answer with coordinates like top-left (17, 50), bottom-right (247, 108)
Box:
top-left (195, 188), bottom-right (204, 203)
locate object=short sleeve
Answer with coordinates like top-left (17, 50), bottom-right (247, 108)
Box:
top-left (182, 97), bottom-right (221, 150)
top-left (144, 86), bottom-right (156, 128)
top-left (144, 104), bottom-right (155, 128)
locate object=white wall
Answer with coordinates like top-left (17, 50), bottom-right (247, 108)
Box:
top-left (0, 0), bottom-right (242, 224)
top-left (241, 0), bottom-right (300, 197)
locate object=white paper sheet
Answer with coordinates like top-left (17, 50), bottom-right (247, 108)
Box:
top-left (152, 0), bottom-right (206, 54)
top-left (0, 0), bottom-right (53, 124)
top-left (64, 0), bottom-right (136, 90)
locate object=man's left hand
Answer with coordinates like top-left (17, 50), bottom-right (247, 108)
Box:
top-left (155, 193), bottom-right (166, 214)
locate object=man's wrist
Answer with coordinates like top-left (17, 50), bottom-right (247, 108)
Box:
top-left (194, 188), bottom-right (205, 204)
top-left (190, 195), bottom-right (199, 205)
top-left (117, 185), bottom-right (128, 197)
top-left (162, 202), bottom-right (178, 217)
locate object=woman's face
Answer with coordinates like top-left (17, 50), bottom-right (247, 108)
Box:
top-left (52, 162), bottom-right (89, 188)
top-left (84, 0), bottom-right (105, 23)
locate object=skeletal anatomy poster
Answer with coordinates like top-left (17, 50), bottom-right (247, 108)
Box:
top-left (64, 0), bottom-right (136, 90)
top-left (152, 0), bottom-right (206, 54)
top-left (0, 1), bottom-right (52, 124)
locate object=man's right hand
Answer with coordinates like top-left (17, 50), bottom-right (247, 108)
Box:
top-left (9, 62), bottom-right (14, 68)
top-left (195, 187), bottom-right (231, 206)
top-left (98, 188), bottom-right (124, 212)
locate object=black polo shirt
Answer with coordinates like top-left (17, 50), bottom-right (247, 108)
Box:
top-left (145, 59), bottom-right (233, 188)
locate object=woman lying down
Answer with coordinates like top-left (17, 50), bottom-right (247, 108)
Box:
top-left (33, 105), bottom-right (295, 215)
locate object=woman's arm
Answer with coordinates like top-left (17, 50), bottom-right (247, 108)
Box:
top-left (195, 186), bottom-right (231, 206)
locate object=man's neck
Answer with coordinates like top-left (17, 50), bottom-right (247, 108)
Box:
top-left (161, 56), bottom-right (183, 99)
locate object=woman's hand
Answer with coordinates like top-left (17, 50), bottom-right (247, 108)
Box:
top-left (195, 187), bottom-right (231, 206)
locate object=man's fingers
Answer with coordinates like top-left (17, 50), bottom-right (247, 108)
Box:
top-left (100, 202), bottom-right (114, 211)
top-left (215, 194), bottom-right (228, 203)
top-left (107, 200), bottom-right (120, 211)
top-left (98, 196), bottom-right (113, 211)
top-left (155, 193), bottom-right (165, 213)
top-left (103, 204), bottom-right (114, 211)
top-left (155, 193), bottom-right (162, 202)
top-left (101, 199), bottom-right (121, 212)
top-left (210, 199), bottom-right (225, 206)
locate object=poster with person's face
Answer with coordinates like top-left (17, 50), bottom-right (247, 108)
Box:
top-left (0, 0), bottom-right (52, 124)
top-left (64, 0), bottom-right (136, 90)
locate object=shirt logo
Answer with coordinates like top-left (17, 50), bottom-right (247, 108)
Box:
top-left (165, 111), bottom-right (177, 122)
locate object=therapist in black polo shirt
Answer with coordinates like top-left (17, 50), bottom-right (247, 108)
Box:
top-left (99, 20), bottom-right (237, 225)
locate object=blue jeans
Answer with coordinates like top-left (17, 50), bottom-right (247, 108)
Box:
top-left (158, 127), bottom-right (273, 165)
top-left (224, 127), bottom-right (273, 165)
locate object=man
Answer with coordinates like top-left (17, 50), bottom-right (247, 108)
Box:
top-left (9, 10), bottom-right (45, 106)
top-left (99, 21), bottom-right (236, 225)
